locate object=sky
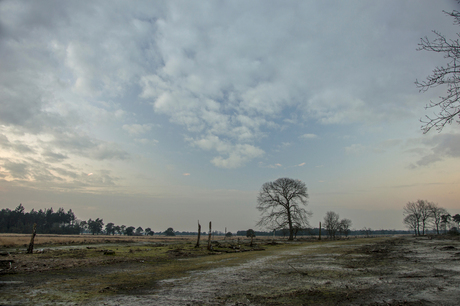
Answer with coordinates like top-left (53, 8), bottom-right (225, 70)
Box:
top-left (1, 0), bottom-right (460, 233)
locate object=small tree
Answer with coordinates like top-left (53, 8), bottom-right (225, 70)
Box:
top-left (105, 222), bottom-right (115, 235)
top-left (145, 228), bottom-right (154, 236)
top-left (453, 214), bottom-right (460, 227)
top-left (79, 220), bottom-right (88, 234)
top-left (135, 227), bottom-right (144, 235)
top-left (225, 232), bottom-right (232, 238)
top-left (361, 227), bottom-right (372, 238)
top-left (246, 229), bottom-right (255, 246)
top-left (323, 211), bottom-right (340, 239)
top-left (114, 225), bottom-right (121, 235)
top-left (292, 224), bottom-right (303, 239)
top-left (87, 218), bottom-right (104, 235)
top-left (246, 229), bottom-right (255, 238)
top-left (428, 203), bottom-right (448, 235)
top-left (164, 227), bottom-right (175, 236)
top-left (125, 226), bottom-right (135, 236)
top-left (339, 218), bottom-right (352, 237)
top-left (441, 214), bottom-right (452, 234)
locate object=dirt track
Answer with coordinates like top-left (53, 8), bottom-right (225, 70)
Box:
top-left (1, 236), bottom-right (460, 305)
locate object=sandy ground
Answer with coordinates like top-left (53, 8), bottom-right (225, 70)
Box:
top-left (1, 236), bottom-right (460, 305)
top-left (97, 236), bottom-right (460, 306)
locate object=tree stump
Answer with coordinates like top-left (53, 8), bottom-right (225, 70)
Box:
top-left (195, 221), bottom-right (201, 248)
top-left (27, 223), bottom-right (37, 254)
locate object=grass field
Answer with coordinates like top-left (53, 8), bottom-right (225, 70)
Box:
top-left (0, 233), bottom-right (200, 248)
top-left (1, 234), bottom-right (460, 305)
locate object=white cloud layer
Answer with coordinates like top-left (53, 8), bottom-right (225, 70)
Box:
top-left (1, 1), bottom-right (460, 230)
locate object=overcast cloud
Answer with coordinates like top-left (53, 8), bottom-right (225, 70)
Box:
top-left (1, 1), bottom-right (460, 231)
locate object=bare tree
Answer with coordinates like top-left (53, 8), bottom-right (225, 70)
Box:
top-left (404, 214), bottom-right (418, 236)
top-left (441, 214), bottom-right (452, 233)
top-left (404, 200), bottom-right (435, 235)
top-left (418, 200), bottom-right (433, 235)
top-left (339, 218), bottom-right (352, 238)
top-left (323, 211), bottom-right (340, 239)
top-left (361, 227), bottom-right (372, 238)
top-left (256, 178), bottom-right (311, 241)
top-left (403, 201), bottom-right (422, 235)
top-left (428, 203), bottom-right (448, 235)
top-left (416, 7), bottom-right (460, 133)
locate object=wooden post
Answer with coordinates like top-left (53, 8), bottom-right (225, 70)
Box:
top-left (319, 222), bottom-right (321, 240)
top-left (207, 221), bottom-right (212, 251)
top-left (195, 221), bottom-right (201, 248)
top-left (27, 223), bottom-right (37, 254)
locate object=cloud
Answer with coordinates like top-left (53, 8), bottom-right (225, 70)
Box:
top-left (137, 1), bottom-right (435, 166)
top-left (1, 0), bottom-right (457, 174)
top-left (412, 133), bottom-right (460, 167)
top-left (51, 131), bottom-right (129, 161)
top-left (258, 162), bottom-right (282, 168)
top-left (211, 144), bottom-right (265, 169)
top-left (373, 139), bottom-right (402, 153)
top-left (182, 173), bottom-right (190, 176)
top-left (296, 162), bottom-right (306, 167)
top-left (344, 144), bottom-right (366, 155)
top-left (189, 134), bottom-right (264, 168)
top-left (2, 160), bottom-right (30, 179)
top-left (42, 150), bottom-right (68, 163)
top-left (300, 134), bottom-right (318, 139)
top-left (0, 134), bottom-right (36, 154)
top-left (122, 124), bottom-right (152, 136)
top-left (134, 138), bottom-right (158, 145)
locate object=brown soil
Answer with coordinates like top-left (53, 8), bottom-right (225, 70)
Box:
top-left (1, 236), bottom-right (460, 305)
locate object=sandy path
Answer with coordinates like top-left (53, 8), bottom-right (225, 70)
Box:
top-left (101, 242), bottom-right (311, 305)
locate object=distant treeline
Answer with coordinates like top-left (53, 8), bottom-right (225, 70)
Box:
top-left (0, 204), bottom-right (80, 234)
top-left (1, 204), bottom-right (414, 237)
top-left (234, 228), bottom-right (412, 237)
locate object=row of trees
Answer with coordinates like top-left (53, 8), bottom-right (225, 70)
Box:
top-left (323, 211), bottom-right (352, 239)
top-left (81, 219), bottom-right (155, 236)
top-left (403, 200), bottom-right (459, 235)
top-left (0, 204), bottom-right (158, 236)
top-left (256, 178), bottom-right (355, 240)
top-left (0, 204), bottom-right (79, 234)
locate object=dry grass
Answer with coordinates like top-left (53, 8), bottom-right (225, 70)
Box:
top-left (0, 233), bottom-right (200, 248)
top-left (0, 233), bottom-right (280, 248)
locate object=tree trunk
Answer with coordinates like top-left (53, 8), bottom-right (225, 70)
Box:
top-left (287, 205), bottom-right (293, 241)
top-left (319, 222), bottom-right (321, 240)
top-left (195, 221), bottom-right (201, 248)
top-left (207, 221), bottom-right (212, 251)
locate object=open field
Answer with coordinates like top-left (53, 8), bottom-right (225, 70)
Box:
top-left (0, 233), bottom-right (197, 248)
top-left (1, 234), bottom-right (460, 305)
